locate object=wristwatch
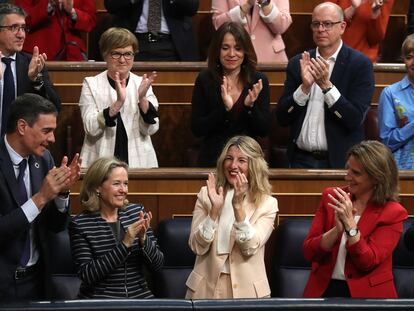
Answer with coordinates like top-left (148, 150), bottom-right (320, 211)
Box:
top-left (322, 85), bottom-right (333, 94)
top-left (345, 228), bottom-right (359, 237)
top-left (257, 0), bottom-right (271, 8)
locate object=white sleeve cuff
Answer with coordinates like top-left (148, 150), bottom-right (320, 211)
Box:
top-left (228, 5), bottom-right (248, 24)
top-left (234, 217), bottom-right (255, 242)
top-left (293, 85), bottom-right (310, 106)
top-left (21, 199), bottom-right (40, 223)
top-left (54, 196), bottom-right (69, 213)
top-left (324, 85), bottom-right (341, 108)
top-left (259, 3), bottom-right (278, 22)
top-left (198, 215), bottom-right (217, 242)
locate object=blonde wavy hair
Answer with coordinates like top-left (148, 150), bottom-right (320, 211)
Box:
top-left (216, 136), bottom-right (271, 206)
top-left (80, 157), bottom-right (129, 212)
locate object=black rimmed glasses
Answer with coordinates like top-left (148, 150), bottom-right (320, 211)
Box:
top-left (110, 51), bottom-right (135, 60)
top-left (310, 21), bottom-right (342, 30)
top-left (0, 24), bottom-right (28, 34)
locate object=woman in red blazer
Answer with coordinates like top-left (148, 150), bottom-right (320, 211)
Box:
top-left (303, 140), bottom-right (407, 298)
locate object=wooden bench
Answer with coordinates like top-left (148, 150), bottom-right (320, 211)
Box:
top-left (47, 61), bottom-right (405, 167)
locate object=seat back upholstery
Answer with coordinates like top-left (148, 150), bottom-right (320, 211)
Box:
top-left (393, 218), bottom-right (414, 298)
top-left (47, 229), bottom-right (81, 300)
top-left (270, 217), bottom-right (414, 298)
top-left (153, 218), bottom-right (195, 298)
top-left (270, 218), bottom-right (311, 297)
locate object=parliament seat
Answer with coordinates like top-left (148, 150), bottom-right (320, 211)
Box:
top-left (153, 218), bottom-right (195, 298)
top-left (47, 229), bottom-right (81, 300)
top-left (270, 217), bottom-right (414, 298)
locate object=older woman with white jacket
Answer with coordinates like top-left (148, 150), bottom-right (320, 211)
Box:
top-left (79, 27), bottom-right (159, 168)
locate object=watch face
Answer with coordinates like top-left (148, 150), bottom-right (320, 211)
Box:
top-left (348, 228), bottom-right (358, 237)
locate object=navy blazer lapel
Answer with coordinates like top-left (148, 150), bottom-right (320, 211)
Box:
top-left (15, 52), bottom-right (28, 96)
top-left (28, 155), bottom-right (43, 195)
top-left (330, 45), bottom-right (349, 87)
top-left (0, 140), bottom-right (21, 206)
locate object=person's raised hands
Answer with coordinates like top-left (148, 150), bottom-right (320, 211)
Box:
top-left (206, 172), bottom-right (224, 221)
top-left (28, 46), bottom-right (47, 82)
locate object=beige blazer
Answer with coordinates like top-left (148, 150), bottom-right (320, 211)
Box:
top-left (212, 0), bottom-right (292, 63)
top-left (79, 71), bottom-right (159, 168)
top-left (185, 186), bottom-right (278, 299)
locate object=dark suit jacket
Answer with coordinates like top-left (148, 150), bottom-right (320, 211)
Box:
top-left (191, 69), bottom-right (271, 167)
top-left (104, 0), bottom-right (199, 61)
top-left (16, 52), bottom-right (61, 111)
top-left (275, 44), bottom-right (374, 168)
top-left (0, 140), bottom-right (68, 300)
top-left (303, 187), bottom-right (407, 298)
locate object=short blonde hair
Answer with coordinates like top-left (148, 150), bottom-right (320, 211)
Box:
top-left (401, 34), bottom-right (414, 59)
top-left (80, 157), bottom-right (129, 212)
top-left (216, 136), bottom-right (271, 206)
top-left (99, 27), bottom-right (138, 59)
top-left (346, 140), bottom-right (399, 205)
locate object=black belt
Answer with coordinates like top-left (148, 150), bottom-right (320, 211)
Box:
top-left (14, 264), bottom-right (38, 280)
top-left (295, 146), bottom-right (328, 160)
top-left (136, 32), bottom-right (171, 43)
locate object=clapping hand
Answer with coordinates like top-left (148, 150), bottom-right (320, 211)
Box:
top-left (28, 46), bottom-right (47, 82)
top-left (137, 71), bottom-right (157, 113)
top-left (300, 51), bottom-right (315, 94)
top-left (232, 172), bottom-right (248, 221)
top-left (123, 211), bottom-right (152, 248)
top-left (244, 79), bottom-right (263, 108)
top-left (206, 172), bottom-right (224, 221)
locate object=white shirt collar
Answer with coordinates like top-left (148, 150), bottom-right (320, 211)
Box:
top-left (316, 40), bottom-right (343, 62)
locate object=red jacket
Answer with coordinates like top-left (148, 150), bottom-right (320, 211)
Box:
top-left (16, 0), bottom-right (96, 61)
top-left (303, 187), bottom-right (407, 298)
top-left (329, 0), bottom-right (394, 62)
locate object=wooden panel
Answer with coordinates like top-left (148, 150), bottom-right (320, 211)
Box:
top-left (46, 62), bottom-right (406, 166)
top-left (68, 169), bottom-right (414, 219)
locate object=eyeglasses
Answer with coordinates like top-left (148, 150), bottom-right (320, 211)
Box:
top-left (0, 24), bottom-right (28, 34)
top-left (310, 21), bottom-right (342, 30)
top-left (110, 51), bottom-right (135, 60)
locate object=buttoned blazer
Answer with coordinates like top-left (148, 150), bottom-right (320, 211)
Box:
top-left (16, 52), bottom-right (61, 111)
top-left (0, 140), bottom-right (69, 299)
top-left (104, 0), bottom-right (200, 61)
top-left (303, 187), bottom-right (407, 298)
top-left (275, 44), bottom-right (374, 168)
top-left (185, 186), bottom-right (278, 298)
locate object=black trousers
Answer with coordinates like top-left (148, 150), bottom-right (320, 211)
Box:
top-left (323, 279), bottom-right (351, 298)
top-left (5, 265), bottom-right (44, 301)
top-left (135, 36), bottom-right (179, 61)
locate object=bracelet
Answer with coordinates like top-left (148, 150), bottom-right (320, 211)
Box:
top-left (257, 0), bottom-right (271, 8)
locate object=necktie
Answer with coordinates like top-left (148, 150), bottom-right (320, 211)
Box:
top-left (17, 159), bottom-right (30, 266)
top-left (147, 0), bottom-right (162, 34)
top-left (1, 57), bottom-right (15, 136)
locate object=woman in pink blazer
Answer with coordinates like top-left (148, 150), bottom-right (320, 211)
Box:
top-left (185, 136), bottom-right (278, 299)
top-left (212, 0), bottom-right (292, 63)
top-left (303, 140), bottom-right (407, 298)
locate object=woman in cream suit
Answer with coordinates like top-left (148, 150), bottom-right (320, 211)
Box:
top-left (212, 0), bottom-right (292, 63)
top-left (79, 27), bottom-right (159, 168)
top-left (185, 136), bottom-right (278, 299)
